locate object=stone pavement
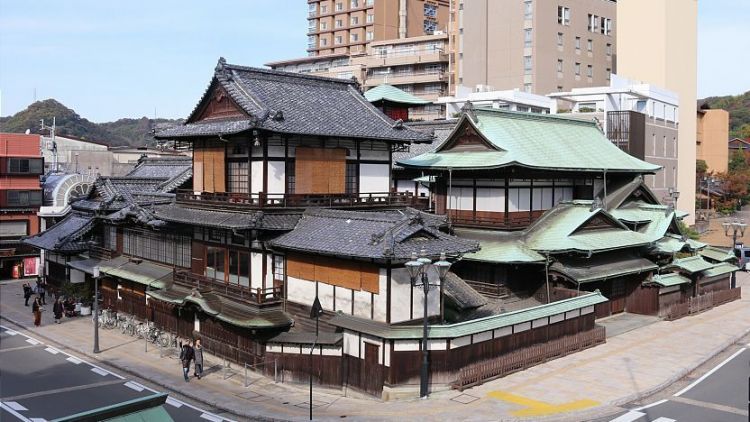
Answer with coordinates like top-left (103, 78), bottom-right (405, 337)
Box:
top-left (697, 209), bottom-right (750, 246)
top-left (1, 274), bottom-right (749, 422)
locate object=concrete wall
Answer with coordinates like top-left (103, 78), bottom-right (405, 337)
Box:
top-left (697, 109), bottom-right (729, 173)
top-left (617, 0), bottom-right (697, 223)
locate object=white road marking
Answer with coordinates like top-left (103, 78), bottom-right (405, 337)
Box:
top-left (25, 338), bottom-right (39, 346)
top-left (44, 347), bottom-right (59, 355)
top-left (91, 367), bottom-right (109, 376)
top-left (200, 413), bottom-right (223, 422)
top-left (633, 399), bottom-right (668, 411)
top-left (651, 418), bottom-right (676, 422)
top-left (124, 381), bottom-right (144, 392)
top-left (0, 402), bottom-right (31, 422)
top-left (609, 411), bottom-right (645, 422)
top-left (166, 397), bottom-right (184, 408)
top-left (66, 356), bottom-right (82, 365)
top-left (3, 401), bottom-right (28, 411)
top-left (4, 329), bottom-right (18, 336)
top-left (29, 418), bottom-right (48, 422)
top-left (675, 348), bottom-right (746, 397)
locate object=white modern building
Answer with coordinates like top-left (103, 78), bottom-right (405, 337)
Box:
top-left (438, 86), bottom-right (558, 118)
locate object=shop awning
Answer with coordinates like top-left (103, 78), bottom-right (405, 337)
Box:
top-left (68, 256), bottom-right (172, 289)
top-left (550, 255), bottom-right (657, 284)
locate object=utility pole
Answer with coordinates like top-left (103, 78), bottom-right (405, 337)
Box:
top-left (40, 117), bottom-right (57, 172)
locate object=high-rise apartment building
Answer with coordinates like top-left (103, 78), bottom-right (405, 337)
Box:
top-left (452, 0), bottom-right (616, 96)
top-left (616, 0), bottom-right (697, 224)
top-left (307, 0), bottom-right (450, 56)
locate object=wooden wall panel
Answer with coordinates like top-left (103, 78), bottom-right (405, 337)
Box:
top-left (287, 253), bottom-right (379, 293)
top-left (360, 264), bottom-right (380, 294)
top-left (193, 142), bottom-right (225, 193)
top-left (295, 147), bottom-right (346, 194)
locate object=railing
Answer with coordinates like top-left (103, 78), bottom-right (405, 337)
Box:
top-left (661, 288), bottom-right (742, 321)
top-left (452, 326), bottom-right (606, 391)
top-left (173, 269), bottom-right (283, 306)
top-left (176, 190), bottom-right (424, 210)
top-left (0, 248), bottom-right (16, 257)
top-left (449, 213), bottom-right (536, 230)
top-left (465, 280), bottom-right (509, 299)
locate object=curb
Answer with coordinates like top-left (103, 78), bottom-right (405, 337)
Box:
top-left (0, 314), bottom-right (284, 422)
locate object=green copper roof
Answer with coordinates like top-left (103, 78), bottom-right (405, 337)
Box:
top-left (329, 291), bottom-right (608, 340)
top-left (364, 84), bottom-right (430, 105)
top-left (68, 256), bottom-right (170, 289)
top-left (398, 109), bottom-right (661, 173)
top-left (652, 236), bottom-right (687, 254)
top-left (699, 246), bottom-right (735, 263)
top-left (550, 255), bottom-right (657, 284)
top-left (456, 228), bottom-right (545, 264)
top-left (54, 393), bottom-right (174, 422)
top-left (702, 262), bottom-right (739, 278)
top-left (669, 255), bottom-right (715, 274)
top-left (648, 273), bottom-right (692, 287)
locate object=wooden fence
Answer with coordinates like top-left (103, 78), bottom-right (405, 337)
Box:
top-left (451, 326), bottom-right (606, 391)
top-left (661, 288), bottom-right (742, 321)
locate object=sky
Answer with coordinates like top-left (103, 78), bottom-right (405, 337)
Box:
top-left (0, 0), bottom-right (748, 123)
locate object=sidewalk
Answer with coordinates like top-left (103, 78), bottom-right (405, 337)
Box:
top-left (2, 275), bottom-right (749, 422)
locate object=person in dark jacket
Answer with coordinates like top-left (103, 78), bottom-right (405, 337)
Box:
top-left (32, 296), bottom-right (42, 327)
top-left (193, 339), bottom-right (204, 379)
top-left (23, 283), bottom-right (32, 306)
top-left (179, 341), bottom-right (194, 382)
top-left (52, 298), bottom-right (64, 323)
top-left (36, 279), bottom-right (46, 305)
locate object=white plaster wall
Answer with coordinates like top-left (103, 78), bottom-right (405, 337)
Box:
top-left (251, 252), bottom-right (263, 289)
top-left (427, 340), bottom-right (447, 350)
top-left (321, 346), bottom-right (343, 356)
top-left (388, 268), bottom-right (440, 323)
top-left (550, 313), bottom-right (565, 324)
top-left (394, 340), bottom-right (420, 351)
top-left (266, 344), bottom-right (282, 353)
top-left (317, 282), bottom-right (335, 311)
top-left (582, 305), bottom-right (594, 315)
top-left (343, 331), bottom-right (359, 357)
top-left (494, 326), bottom-right (512, 338)
top-left (265, 254), bottom-right (274, 289)
top-left (514, 322), bottom-right (531, 332)
top-left (565, 310), bottom-right (580, 319)
top-left (287, 276), bottom-right (316, 306)
top-left (353, 289), bottom-right (371, 318)
top-left (473, 331), bottom-right (492, 344)
top-left (251, 161), bottom-right (264, 194)
top-left (449, 186), bottom-right (473, 211)
top-left (335, 286), bottom-right (352, 314)
top-left (359, 163), bottom-right (390, 193)
top-left (532, 317), bottom-right (548, 328)
top-left (476, 187), bottom-right (504, 212)
top-left (371, 269), bottom-right (388, 322)
top-left (384, 342), bottom-right (391, 367)
top-left (450, 335), bottom-right (471, 349)
top-left (267, 161), bottom-right (285, 194)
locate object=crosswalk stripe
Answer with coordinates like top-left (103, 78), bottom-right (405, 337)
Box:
top-left (91, 367), bottom-right (109, 376)
top-left (200, 413), bottom-right (223, 422)
top-left (0, 402), bottom-right (31, 422)
top-left (3, 401), bottom-right (28, 411)
top-left (44, 347), bottom-right (59, 355)
top-left (66, 356), bottom-right (82, 364)
top-left (25, 338), bottom-right (40, 345)
top-left (4, 329), bottom-right (18, 336)
top-left (609, 411), bottom-right (645, 422)
top-left (124, 381), bottom-right (144, 392)
top-left (166, 397), bottom-right (184, 408)
top-left (651, 418), bottom-right (676, 422)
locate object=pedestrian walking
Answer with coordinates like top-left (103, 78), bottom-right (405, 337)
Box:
top-left (32, 296), bottom-right (42, 327)
top-left (193, 339), bottom-right (204, 379)
top-left (23, 283), bottom-right (32, 306)
top-left (179, 341), bottom-right (194, 382)
top-left (36, 278), bottom-right (46, 305)
top-left (53, 297), bottom-right (64, 324)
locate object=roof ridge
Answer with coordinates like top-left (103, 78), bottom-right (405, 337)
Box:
top-left (225, 62), bottom-right (358, 86)
top-left (474, 107), bottom-right (599, 127)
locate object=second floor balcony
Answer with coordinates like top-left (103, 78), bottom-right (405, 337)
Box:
top-left (173, 268), bottom-right (283, 307)
top-left (176, 190), bottom-right (427, 210)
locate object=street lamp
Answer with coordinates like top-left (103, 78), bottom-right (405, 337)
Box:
top-left (722, 219), bottom-right (746, 289)
top-left (405, 249), bottom-right (451, 399)
top-left (92, 266), bottom-right (101, 354)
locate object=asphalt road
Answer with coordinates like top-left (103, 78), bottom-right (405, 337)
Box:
top-left (0, 325), bottom-right (232, 422)
top-left (608, 344), bottom-right (749, 422)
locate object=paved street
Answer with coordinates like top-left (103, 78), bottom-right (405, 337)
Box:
top-left (0, 325), bottom-right (233, 422)
top-left (607, 343), bottom-right (749, 422)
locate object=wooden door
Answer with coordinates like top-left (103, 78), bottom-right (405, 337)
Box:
top-left (609, 279), bottom-right (626, 314)
top-left (362, 342), bottom-right (384, 396)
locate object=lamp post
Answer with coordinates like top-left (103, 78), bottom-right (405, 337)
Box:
top-left (722, 219), bottom-right (746, 289)
top-left (405, 250), bottom-right (451, 399)
top-left (93, 266), bottom-right (101, 354)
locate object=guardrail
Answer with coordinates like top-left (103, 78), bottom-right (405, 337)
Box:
top-left (176, 190), bottom-right (422, 210)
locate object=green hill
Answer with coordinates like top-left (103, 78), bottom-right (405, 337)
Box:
top-left (700, 90), bottom-right (750, 139)
top-left (0, 99), bottom-right (182, 147)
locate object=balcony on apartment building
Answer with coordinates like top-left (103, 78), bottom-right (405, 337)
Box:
top-left (364, 70), bottom-right (448, 87)
top-left (360, 48), bottom-right (449, 67)
top-left (606, 110), bottom-right (646, 158)
top-left (176, 190), bottom-right (427, 210)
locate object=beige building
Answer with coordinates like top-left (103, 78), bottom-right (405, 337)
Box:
top-left (617, 0), bottom-right (697, 224)
top-left (264, 53), bottom-right (367, 82)
top-left (452, 0), bottom-right (616, 96)
top-left (307, 0), bottom-right (450, 56)
top-left (697, 108), bottom-right (729, 174)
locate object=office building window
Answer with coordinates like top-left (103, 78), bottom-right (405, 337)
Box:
top-left (351, 0), bottom-right (359, 8)
top-left (320, 21), bottom-right (327, 30)
top-left (604, 18), bottom-right (612, 35)
top-left (350, 33), bottom-right (359, 42)
top-left (8, 158), bottom-right (43, 174)
top-left (335, 19), bottom-right (343, 28)
top-left (558, 6), bottom-right (570, 25)
top-left (321, 5), bottom-right (327, 13)
top-left (574, 62), bottom-right (580, 75)
top-left (606, 68), bottom-right (611, 80)
top-left (321, 38), bottom-right (328, 46)
top-left (587, 65), bottom-right (593, 77)
top-left (424, 20), bottom-right (437, 33)
top-left (557, 32), bottom-right (563, 46)
top-left (335, 35), bottom-right (343, 44)
top-left (587, 39), bottom-right (592, 52)
top-left (336, 2), bottom-right (343, 11)
top-left (588, 14), bottom-right (598, 32)
top-left (557, 59), bottom-right (563, 73)
top-left (366, 0), bottom-right (374, 5)
top-left (663, 135), bottom-right (667, 157)
top-left (424, 3), bottom-right (437, 17)
top-left (524, 28), bottom-right (533, 47)
top-left (366, 30), bottom-right (374, 40)
top-left (351, 16), bottom-right (359, 25)
top-left (366, 13), bottom-right (374, 23)
top-left (575, 36), bottom-right (580, 50)
top-left (524, 56), bottom-right (532, 74)
top-left (524, 0), bottom-right (533, 19)
top-left (307, 36), bottom-right (316, 49)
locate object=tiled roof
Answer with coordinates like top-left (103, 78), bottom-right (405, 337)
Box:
top-left (125, 157), bottom-right (192, 179)
top-left (23, 213), bottom-right (95, 252)
top-left (647, 273), bottom-right (692, 287)
top-left (150, 204), bottom-right (261, 230)
top-left (668, 255), bottom-right (716, 274)
top-left (270, 208), bottom-right (478, 261)
top-left (699, 246), bottom-right (735, 263)
top-left (550, 254), bottom-right (657, 284)
top-left (156, 58), bottom-right (432, 143)
top-left (442, 272), bottom-right (488, 311)
top-left (456, 228), bottom-right (545, 264)
top-left (364, 84), bottom-right (430, 105)
top-left (398, 109), bottom-right (660, 173)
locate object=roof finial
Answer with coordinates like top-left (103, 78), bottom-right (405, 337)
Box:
top-left (461, 100), bottom-right (477, 123)
top-left (216, 57), bottom-right (227, 73)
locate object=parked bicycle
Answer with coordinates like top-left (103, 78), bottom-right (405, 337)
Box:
top-left (120, 315), bottom-right (138, 337)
